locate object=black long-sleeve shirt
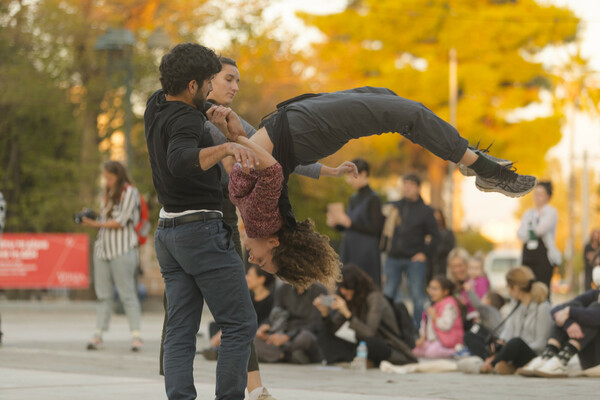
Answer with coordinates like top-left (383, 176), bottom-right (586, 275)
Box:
top-left (144, 90), bottom-right (223, 212)
top-left (387, 196), bottom-right (440, 259)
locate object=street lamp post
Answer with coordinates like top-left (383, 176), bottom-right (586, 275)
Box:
top-left (95, 28), bottom-right (136, 171)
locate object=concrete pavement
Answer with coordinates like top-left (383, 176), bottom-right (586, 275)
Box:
top-left (0, 301), bottom-right (597, 400)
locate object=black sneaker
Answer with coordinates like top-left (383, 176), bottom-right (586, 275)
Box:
top-left (475, 165), bottom-right (537, 198)
top-left (458, 141), bottom-right (512, 177)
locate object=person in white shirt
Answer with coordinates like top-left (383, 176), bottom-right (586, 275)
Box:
top-left (517, 181), bottom-right (561, 294)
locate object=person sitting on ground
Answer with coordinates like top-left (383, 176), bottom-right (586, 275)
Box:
top-left (480, 266), bottom-right (552, 375)
top-left (313, 264), bottom-right (417, 367)
top-left (202, 264), bottom-right (275, 360)
top-left (518, 265), bottom-right (600, 377)
top-left (254, 282), bottom-right (326, 364)
top-left (460, 290), bottom-right (505, 359)
top-left (446, 247), bottom-right (475, 328)
top-left (208, 86), bottom-right (537, 290)
top-left (413, 275), bottom-right (464, 359)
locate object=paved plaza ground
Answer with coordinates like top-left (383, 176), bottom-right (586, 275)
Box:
top-left (0, 301), bottom-right (597, 400)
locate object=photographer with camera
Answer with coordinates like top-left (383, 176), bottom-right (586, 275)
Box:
top-left (80, 161), bottom-right (143, 352)
top-left (314, 264), bottom-right (416, 367)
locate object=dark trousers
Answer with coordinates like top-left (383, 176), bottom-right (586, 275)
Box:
top-left (254, 329), bottom-right (322, 364)
top-left (492, 337), bottom-right (537, 368)
top-left (463, 329), bottom-right (491, 359)
top-left (209, 322), bottom-right (260, 371)
top-left (155, 219), bottom-right (257, 400)
top-left (549, 303), bottom-right (600, 370)
top-left (279, 86), bottom-right (469, 166)
top-left (317, 330), bottom-right (394, 367)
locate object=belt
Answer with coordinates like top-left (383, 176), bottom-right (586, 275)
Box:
top-left (158, 212), bottom-right (222, 228)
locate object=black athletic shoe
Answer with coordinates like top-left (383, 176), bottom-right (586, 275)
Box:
top-left (458, 141), bottom-right (512, 177)
top-left (475, 165), bottom-right (537, 198)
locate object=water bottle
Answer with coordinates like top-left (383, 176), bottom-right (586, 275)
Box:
top-left (355, 341), bottom-right (368, 372)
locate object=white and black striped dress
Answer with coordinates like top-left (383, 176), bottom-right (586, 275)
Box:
top-left (94, 185), bottom-right (140, 260)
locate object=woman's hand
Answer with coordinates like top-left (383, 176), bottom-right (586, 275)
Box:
top-left (313, 295), bottom-right (330, 317)
top-left (463, 280), bottom-right (472, 292)
top-left (81, 216), bottom-right (99, 228)
top-left (206, 105), bottom-right (230, 137)
top-left (333, 161), bottom-right (358, 178)
top-left (256, 324), bottom-right (271, 340)
top-left (331, 294), bottom-right (352, 319)
top-left (415, 336), bottom-right (426, 348)
top-left (481, 356), bottom-right (494, 373)
top-left (210, 330), bottom-right (222, 348)
top-left (266, 333), bottom-right (290, 347)
top-left (553, 307), bottom-right (570, 327)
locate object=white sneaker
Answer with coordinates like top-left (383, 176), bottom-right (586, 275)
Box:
top-left (517, 356), bottom-right (547, 377)
top-left (533, 356), bottom-right (568, 378)
top-left (256, 388), bottom-right (277, 400)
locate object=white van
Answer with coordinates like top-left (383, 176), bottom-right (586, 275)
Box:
top-left (484, 248), bottom-right (521, 294)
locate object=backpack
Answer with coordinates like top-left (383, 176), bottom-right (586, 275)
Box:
top-left (123, 185), bottom-right (151, 246)
top-left (386, 298), bottom-right (416, 349)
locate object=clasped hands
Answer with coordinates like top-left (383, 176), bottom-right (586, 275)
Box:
top-left (206, 104), bottom-right (246, 142)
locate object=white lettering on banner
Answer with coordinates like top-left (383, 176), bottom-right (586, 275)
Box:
top-left (0, 239), bottom-right (50, 259)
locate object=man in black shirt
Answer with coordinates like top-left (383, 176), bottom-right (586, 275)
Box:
top-left (382, 174), bottom-right (440, 331)
top-left (145, 43), bottom-right (258, 400)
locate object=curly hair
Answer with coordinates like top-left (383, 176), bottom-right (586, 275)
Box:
top-left (271, 219), bottom-right (341, 290)
top-left (159, 43), bottom-right (221, 95)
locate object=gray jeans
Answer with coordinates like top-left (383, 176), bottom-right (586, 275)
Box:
top-left (268, 86), bottom-right (469, 166)
top-left (155, 218), bottom-right (257, 400)
top-left (93, 248), bottom-right (141, 333)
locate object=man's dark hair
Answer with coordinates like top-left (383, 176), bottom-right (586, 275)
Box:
top-left (159, 43), bottom-right (221, 95)
top-left (351, 158), bottom-right (370, 176)
top-left (219, 56), bottom-right (238, 68)
top-left (403, 173), bottom-right (421, 186)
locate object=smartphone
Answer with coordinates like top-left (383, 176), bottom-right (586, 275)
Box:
top-left (321, 295), bottom-right (335, 307)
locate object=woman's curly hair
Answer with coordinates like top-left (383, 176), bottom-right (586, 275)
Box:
top-left (159, 43), bottom-right (221, 95)
top-left (271, 219), bottom-right (341, 290)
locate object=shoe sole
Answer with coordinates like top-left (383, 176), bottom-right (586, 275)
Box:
top-left (516, 367), bottom-right (541, 377)
top-left (475, 177), bottom-right (537, 198)
top-left (531, 370), bottom-right (568, 378)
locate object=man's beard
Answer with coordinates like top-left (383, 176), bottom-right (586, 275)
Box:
top-left (192, 89), bottom-right (206, 110)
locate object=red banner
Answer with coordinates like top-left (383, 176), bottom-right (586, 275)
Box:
top-left (0, 233), bottom-right (89, 289)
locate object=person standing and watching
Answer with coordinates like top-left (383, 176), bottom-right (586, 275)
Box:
top-left (81, 161), bottom-right (143, 352)
top-left (327, 158), bottom-right (384, 286)
top-left (383, 174), bottom-right (440, 330)
top-left (145, 43), bottom-right (258, 400)
top-left (517, 181), bottom-right (561, 295)
top-left (0, 191), bottom-right (5, 344)
top-left (427, 209), bottom-right (455, 282)
top-left (584, 229), bottom-right (600, 291)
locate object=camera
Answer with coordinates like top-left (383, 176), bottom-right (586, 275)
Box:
top-left (74, 208), bottom-right (97, 224)
top-left (321, 295), bottom-right (335, 307)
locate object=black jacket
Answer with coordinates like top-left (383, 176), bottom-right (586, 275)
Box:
top-left (387, 196), bottom-right (440, 259)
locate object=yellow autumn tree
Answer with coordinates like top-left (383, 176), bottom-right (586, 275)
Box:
top-left (300, 0), bottom-right (580, 209)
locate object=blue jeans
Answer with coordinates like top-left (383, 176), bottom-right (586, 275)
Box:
top-left (383, 257), bottom-right (426, 330)
top-left (155, 219), bottom-right (257, 400)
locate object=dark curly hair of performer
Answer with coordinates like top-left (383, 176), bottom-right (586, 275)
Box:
top-left (271, 219), bottom-right (342, 290)
top-left (159, 43), bottom-right (221, 95)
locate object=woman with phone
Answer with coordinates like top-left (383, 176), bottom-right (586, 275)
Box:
top-left (313, 264), bottom-right (416, 367)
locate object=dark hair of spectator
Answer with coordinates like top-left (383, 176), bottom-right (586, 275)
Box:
top-left (430, 275), bottom-right (454, 297)
top-left (159, 43), bottom-right (221, 95)
top-left (339, 264), bottom-right (377, 315)
top-left (219, 56), bottom-right (238, 68)
top-left (403, 173), bottom-right (421, 186)
top-left (351, 158), bottom-right (370, 176)
top-left (537, 181), bottom-right (553, 198)
top-left (486, 291), bottom-right (506, 310)
top-left (102, 160), bottom-right (132, 216)
top-left (248, 264), bottom-right (275, 289)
